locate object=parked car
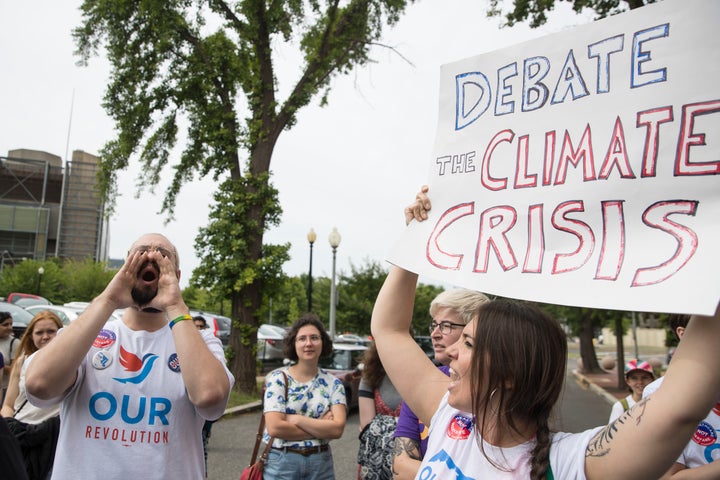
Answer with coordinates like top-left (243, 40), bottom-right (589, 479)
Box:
top-left (6, 292), bottom-right (50, 307)
top-left (63, 301), bottom-right (124, 322)
top-left (257, 324), bottom-right (288, 362)
top-left (335, 333), bottom-right (371, 346)
top-left (0, 301), bottom-right (36, 339)
top-left (190, 310), bottom-right (231, 346)
top-left (319, 342), bottom-right (367, 411)
top-left (24, 304), bottom-right (81, 326)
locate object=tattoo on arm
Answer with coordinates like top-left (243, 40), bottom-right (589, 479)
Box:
top-left (585, 397), bottom-right (650, 458)
top-left (392, 437), bottom-right (422, 476)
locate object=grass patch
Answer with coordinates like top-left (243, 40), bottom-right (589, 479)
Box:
top-left (227, 382), bottom-right (264, 408)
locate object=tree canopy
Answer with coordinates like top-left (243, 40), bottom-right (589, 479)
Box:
top-left (74, 0), bottom-right (414, 392)
top-left (488, 0), bottom-right (652, 28)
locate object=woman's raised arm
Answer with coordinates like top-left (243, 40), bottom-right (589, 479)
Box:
top-left (585, 303), bottom-right (720, 480)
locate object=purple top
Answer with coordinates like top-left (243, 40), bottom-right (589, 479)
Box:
top-left (393, 365), bottom-right (450, 457)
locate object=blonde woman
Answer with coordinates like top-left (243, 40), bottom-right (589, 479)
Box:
top-left (1, 310), bottom-right (62, 480)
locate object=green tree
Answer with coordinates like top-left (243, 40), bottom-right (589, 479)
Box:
top-left (0, 258), bottom-right (117, 305)
top-left (334, 260), bottom-right (387, 335)
top-left (488, 0), bottom-right (650, 28)
top-left (61, 258), bottom-right (117, 303)
top-left (543, 304), bottom-right (607, 374)
top-left (412, 283), bottom-right (445, 334)
top-left (74, 0), bottom-right (414, 393)
top-left (0, 260), bottom-right (59, 302)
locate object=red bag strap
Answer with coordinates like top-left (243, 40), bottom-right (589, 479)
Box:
top-left (249, 370), bottom-right (288, 465)
top-left (373, 388), bottom-right (401, 417)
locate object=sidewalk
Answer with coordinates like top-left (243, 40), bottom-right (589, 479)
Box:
top-left (572, 368), bottom-right (629, 405)
top-left (569, 341), bottom-right (668, 405)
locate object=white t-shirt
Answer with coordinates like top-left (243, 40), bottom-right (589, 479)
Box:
top-left (416, 392), bottom-right (602, 480)
top-left (0, 335), bottom-right (19, 389)
top-left (15, 358), bottom-right (60, 423)
top-left (27, 320), bottom-right (234, 480)
top-left (263, 367), bottom-right (346, 448)
top-left (608, 394), bottom-right (636, 423)
top-left (645, 376), bottom-right (720, 467)
top-left (642, 376), bottom-right (663, 399)
top-left (680, 405), bottom-right (720, 468)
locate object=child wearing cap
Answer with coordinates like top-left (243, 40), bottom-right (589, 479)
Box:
top-left (608, 359), bottom-right (655, 423)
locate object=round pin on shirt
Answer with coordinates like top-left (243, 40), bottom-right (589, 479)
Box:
top-left (92, 350), bottom-right (113, 370)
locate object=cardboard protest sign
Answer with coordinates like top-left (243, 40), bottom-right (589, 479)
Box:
top-left (388, 0), bottom-right (720, 315)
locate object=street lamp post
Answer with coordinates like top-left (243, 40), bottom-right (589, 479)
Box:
top-left (307, 228), bottom-right (317, 312)
top-left (328, 227), bottom-right (341, 340)
top-left (37, 266), bottom-right (45, 296)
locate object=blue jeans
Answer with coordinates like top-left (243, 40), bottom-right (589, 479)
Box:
top-left (263, 447), bottom-right (335, 479)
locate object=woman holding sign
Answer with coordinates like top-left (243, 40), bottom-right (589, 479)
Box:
top-left (370, 185), bottom-right (720, 480)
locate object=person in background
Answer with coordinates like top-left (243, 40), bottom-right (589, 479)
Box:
top-left (359, 340), bottom-right (403, 431)
top-left (263, 313), bottom-right (346, 480)
top-left (643, 314), bottom-right (690, 399)
top-left (392, 288), bottom-right (489, 480)
top-left (0, 311), bottom-right (19, 403)
top-left (371, 185), bottom-right (720, 479)
top-left (0, 413), bottom-right (29, 480)
top-left (643, 314), bottom-right (720, 478)
top-left (1, 310), bottom-right (63, 480)
top-left (608, 359), bottom-right (655, 423)
top-left (24, 233), bottom-right (234, 479)
top-left (193, 314), bottom-right (214, 478)
top-left (357, 340), bottom-right (403, 480)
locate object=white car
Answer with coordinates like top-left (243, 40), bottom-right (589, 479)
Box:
top-left (27, 303), bottom-right (124, 325)
top-left (257, 324), bottom-right (288, 362)
top-left (24, 304), bottom-right (81, 326)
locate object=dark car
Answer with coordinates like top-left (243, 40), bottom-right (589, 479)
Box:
top-left (319, 343), bottom-right (367, 411)
top-left (414, 335), bottom-right (435, 361)
top-left (0, 301), bottom-right (36, 339)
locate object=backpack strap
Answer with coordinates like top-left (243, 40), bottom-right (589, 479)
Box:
top-left (620, 397), bottom-right (629, 412)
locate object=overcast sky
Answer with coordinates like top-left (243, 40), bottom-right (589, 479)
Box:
top-left (0, 1), bottom-right (594, 289)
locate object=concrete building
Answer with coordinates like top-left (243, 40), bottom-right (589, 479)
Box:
top-left (0, 148), bottom-right (109, 267)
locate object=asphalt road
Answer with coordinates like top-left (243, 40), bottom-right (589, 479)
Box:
top-left (206, 364), bottom-right (611, 479)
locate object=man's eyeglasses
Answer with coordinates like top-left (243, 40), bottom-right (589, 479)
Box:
top-left (428, 321), bottom-right (465, 335)
top-left (129, 245), bottom-right (174, 259)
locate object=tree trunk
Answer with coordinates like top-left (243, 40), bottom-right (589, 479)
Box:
top-left (579, 311), bottom-right (603, 373)
top-left (227, 141), bottom-right (277, 395)
top-left (229, 288), bottom-right (262, 394)
top-left (615, 316), bottom-right (626, 390)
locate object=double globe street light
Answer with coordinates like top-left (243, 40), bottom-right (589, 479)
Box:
top-left (328, 227), bottom-right (341, 340)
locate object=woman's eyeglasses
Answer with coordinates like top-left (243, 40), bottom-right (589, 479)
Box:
top-left (428, 321), bottom-right (465, 335)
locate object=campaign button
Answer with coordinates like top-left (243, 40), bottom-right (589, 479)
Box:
top-left (92, 350), bottom-right (113, 370)
top-left (692, 421), bottom-right (717, 447)
top-left (447, 414), bottom-right (473, 440)
top-left (168, 353), bottom-right (181, 373)
top-left (93, 329), bottom-right (116, 348)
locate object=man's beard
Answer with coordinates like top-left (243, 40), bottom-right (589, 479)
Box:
top-left (131, 284), bottom-right (157, 307)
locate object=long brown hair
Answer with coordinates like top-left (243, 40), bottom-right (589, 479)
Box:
top-left (470, 300), bottom-right (566, 480)
top-left (361, 341), bottom-right (385, 389)
top-left (17, 310), bottom-right (63, 356)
